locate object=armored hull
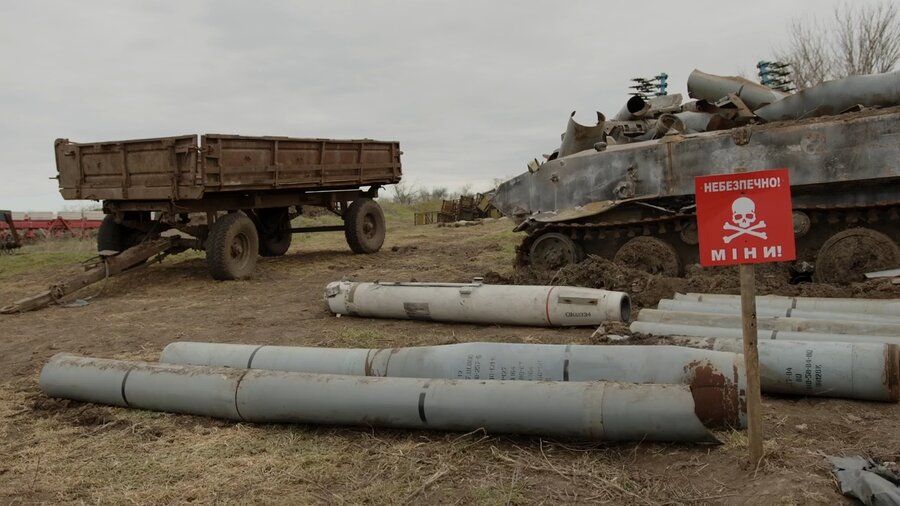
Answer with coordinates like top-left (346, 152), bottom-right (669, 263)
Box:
top-left (493, 72), bottom-right (900, 284)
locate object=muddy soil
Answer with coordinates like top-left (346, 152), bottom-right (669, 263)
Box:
top-left (510, 255), bottom-right (898, 309)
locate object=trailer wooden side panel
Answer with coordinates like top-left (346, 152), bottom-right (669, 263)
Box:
top-left (200, 135), bottom-right (401, 191)
top-left (56, 135), bottom-right (202, 201)
top-left (56, 134), bottom-right (402, 202)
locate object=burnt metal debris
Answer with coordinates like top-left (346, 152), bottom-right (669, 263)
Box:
top-left (828, 456), bottom-right (900, 505)
top-left (492, 69), bottom-right (900, 282)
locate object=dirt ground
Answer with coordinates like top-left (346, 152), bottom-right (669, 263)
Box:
top-left (0, 216), bottom-right (898, 505)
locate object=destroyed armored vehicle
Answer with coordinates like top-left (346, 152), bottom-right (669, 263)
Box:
top-left (492, 70), bottom-right (900, 284)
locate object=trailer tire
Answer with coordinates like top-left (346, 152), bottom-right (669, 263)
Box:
top-left (257, 208), bottom-right (292, 257)
top-left (206, 212), bottom-right (259, 280)
top-left (344, 199), bottom-right (385, 254)
top-left (97, 215), bottom-right (142, 253)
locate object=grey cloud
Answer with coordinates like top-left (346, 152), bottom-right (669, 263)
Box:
top-left (0, 0), bottom-right (880, 209)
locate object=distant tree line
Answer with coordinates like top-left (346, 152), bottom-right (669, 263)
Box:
top-left (388, 182), bottom-right (475, 205)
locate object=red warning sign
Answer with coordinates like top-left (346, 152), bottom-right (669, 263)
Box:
top-left (695, 169), bottom-right (796, 267)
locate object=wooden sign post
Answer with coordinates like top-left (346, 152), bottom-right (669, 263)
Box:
top-left (739, 263), bottom-right (761, 463)
top-left (695, 168), bottom-right (796, 466)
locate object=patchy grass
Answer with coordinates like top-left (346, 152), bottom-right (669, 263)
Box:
top-left (0, 240), bottom-right (96, 280)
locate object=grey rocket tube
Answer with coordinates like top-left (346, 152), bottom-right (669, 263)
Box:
top-left (159, 341), bottom-right (746, 426)
top-left (656, 299), bottom-right (900, 325)
top-left (613, 95), bottom-right (651, 121)
top-left (672, 337), bottom-right (900, 402)
top-left (636, 309), bottom-right (900, 337)
top-left (673, 293), bottom-right (900, 316)
top-left (629, 321), bottom-right (900, 346)
top-left (39, 354), bottom-right (732, 442)
top-left (324, 281), bottom-right (631, 326)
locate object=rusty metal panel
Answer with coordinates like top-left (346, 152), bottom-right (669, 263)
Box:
top-left (201, 135), bottom-right (401, 191)
top-left (55, 136), bottom-right (201, 201)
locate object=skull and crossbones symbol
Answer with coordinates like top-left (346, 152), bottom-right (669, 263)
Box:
top-left (723, 196), bottom-right (767, 243)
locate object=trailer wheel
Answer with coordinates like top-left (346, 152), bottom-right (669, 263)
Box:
top-left (529, 232), bottom-right (584, 270)
top-left (257, 208), bottom-right (292, 257)
top-left (614, 236), bottom-right (681, 276)
top-left (206, 212), bottom-right (259, 280)
top-left (814, 228), bottom-right (899, 284)
top-left (97, 215), bottom-right (144, 253)
top-left (344, 199), bottom-right (385, 254)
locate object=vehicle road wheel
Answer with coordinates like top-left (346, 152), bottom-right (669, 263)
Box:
top-left (614, 236), bottom-right (681, 276)
top-left (814, 228), bottom-right (899, 284)
top-left (206, 212), bottom-right (259, 280)
top-left (529, 232), bottom-right (584, 270)
top-left (344, 199), bottom-right (386, 254)
top-left (257, 207), bottom-right (292, 257)
top-left (97, 215), bottom-right (145, 253)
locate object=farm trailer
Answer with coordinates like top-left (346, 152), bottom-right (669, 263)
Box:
top-left (54, 134), bottom-right (402, 279)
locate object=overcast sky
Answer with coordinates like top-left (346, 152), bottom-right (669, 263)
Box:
top-left (0, 0), bottom-right (886, 210)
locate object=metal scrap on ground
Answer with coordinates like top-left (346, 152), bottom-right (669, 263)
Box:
top-left (828, 455), bottom-right (900, 506)
top-left (414, 192), bottom-right (502, 225)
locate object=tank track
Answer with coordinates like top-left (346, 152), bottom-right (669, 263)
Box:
top-left (517, 204), bottom-right (900, 282)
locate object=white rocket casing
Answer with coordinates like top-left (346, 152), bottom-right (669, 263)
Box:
top-left (324, 280), bottom-right (631, 326)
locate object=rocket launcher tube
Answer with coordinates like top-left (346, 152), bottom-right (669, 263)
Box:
top-left (40, 354), bottom-right (732, 442)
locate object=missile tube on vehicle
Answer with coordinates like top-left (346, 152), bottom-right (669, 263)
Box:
top-left (754, 70), bottom-right (900, 121)
top-left (686, 69), bottom-right (787, 110)
top-left (324, 280), bottom-right (631, 326)
top-left (39, 353), bottom-right (735, 442)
